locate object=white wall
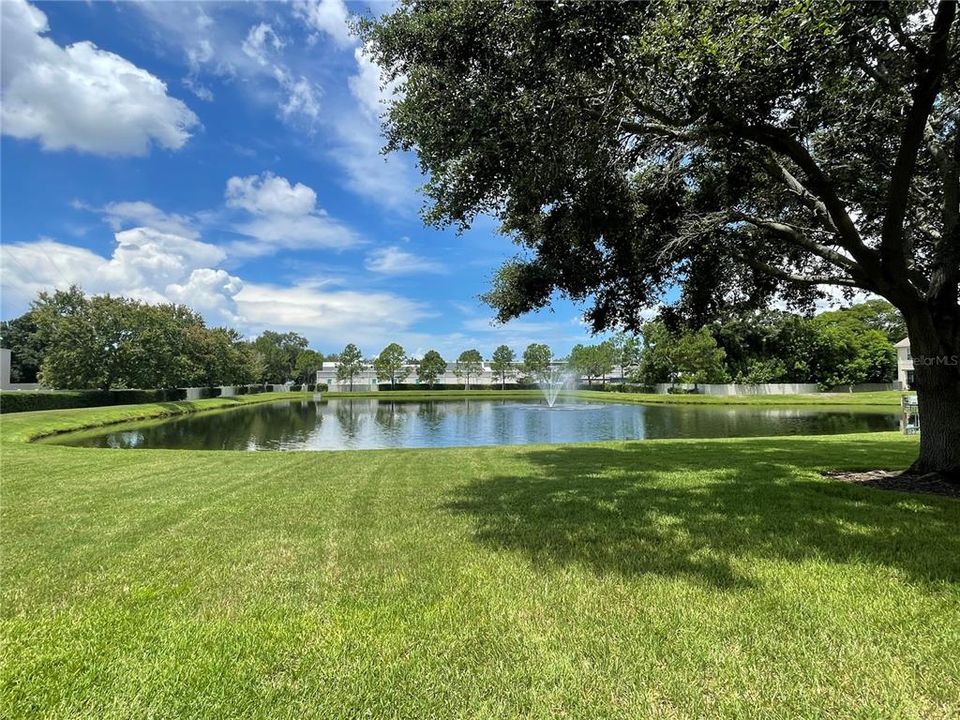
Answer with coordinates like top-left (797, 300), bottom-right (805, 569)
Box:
top-left (0, 348), bottom-right (9, 389)
top-left (652, 383), bottom-right (821, 395)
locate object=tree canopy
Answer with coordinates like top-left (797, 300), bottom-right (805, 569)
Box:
top-left (489, 344), bottom-right (516, 388)
top-left (336, 344), bottom-right (365, 390)
top-left (417, 349), bottom-right (447, 387)
top-left (363, 0), bottom-right (960, 475)
top-left (569, 341), bottom-right (616, 387)
top-left (22, 287), bottom-right (257, 390)
top-left (454, 348), bottom-right (483, 388)
top-left (253, 331), bottom-right (309, 384)
top-left (520, 343), bottom-right (553, 382)
top-left (374, 343), bottom-right (411, 387)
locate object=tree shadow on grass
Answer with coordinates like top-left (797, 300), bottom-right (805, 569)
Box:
top-left (443, 437), bottom-right (960, 589)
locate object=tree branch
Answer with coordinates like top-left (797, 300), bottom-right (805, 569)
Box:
top-left (880, 0), bottom-right (956, 273)
top-left (734, 254), bottom-right (863, 288)
top-left (928, 120), bottom-right (960, 302)
top-left (739, 125), bottom-right (876, 266)
top-left (882, 4), bottom-right (922, 57)
top-left (760, 154), bottom-right (840, 234)
top-left (732, 211), bottom-right (860, 273)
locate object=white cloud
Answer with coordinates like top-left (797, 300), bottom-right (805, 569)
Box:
top-left (111, 227), bottom-right (225, 285)
top-left (182, 76), bottom-right (214, 102)
top-left (1, 0), bottom-right (198, 156)
top-left (167, 268), bottom-right (243, 321)
top-left (293, 0), bottom-right (354, 48)
top-left (100, 201), bottom-right (199, 239)
top-left (272, 68), bottom-right (322, 126)
top-left (231, 214), bottom-right (360, 256)
top-left (241, 23), bottom-right (285, 65)
top-left (136, 4), bottom-right (321, 128)
top-left (323, 44), bottom-right (420, 212)
top-left (365, 246), bottom-right (445, 275)
top-left (0, 232), bottom-right (429, 347)
top-left (0, 230), bottom-right (237, 323)
top-left (235, 281), bottom-right (427, 341)
top-left (225, 172), bottom-right (362, 254)
top-left (348, 45), bottom-right (402, 120)
top-left (226, 173), bottom-right (317, 215)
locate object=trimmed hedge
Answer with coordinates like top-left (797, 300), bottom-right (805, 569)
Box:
top-left (597, 383), bottom-right (656, 393)
top-left (0, 388), bottom-right (187, 414)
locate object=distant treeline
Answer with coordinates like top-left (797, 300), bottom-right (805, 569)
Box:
top-left (0, 286), bottom-right (330, 389)
top-left (631, 300), bottom-right (905, 389)
top-left (1, 286), bottom-right (904, 391)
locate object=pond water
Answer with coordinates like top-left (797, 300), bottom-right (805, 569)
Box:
top-left (50, 398), bottom-right (899, 451)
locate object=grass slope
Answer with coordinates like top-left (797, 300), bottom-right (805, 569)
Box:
top-left (2, 399), bottom-right (957, 719)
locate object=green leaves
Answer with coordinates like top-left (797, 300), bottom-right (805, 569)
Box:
top-left (29, 287), bottom-right (257, 390)
top-left (417, 349), bottom-right (447, 386)
top-left (374, 343), bottom-right (411, 386)
top-left (362, 0), bottom-right (958, 331)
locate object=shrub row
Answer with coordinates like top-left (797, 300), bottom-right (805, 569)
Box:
top-left (596, 383), bottom-right (656, 393)
top-left (0, 384), bottom-right (329, 413)
top-left (0, 388), bottom-right (187, 414)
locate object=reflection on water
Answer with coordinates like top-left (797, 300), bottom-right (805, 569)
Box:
top-left (53, 399), bottom-right (900, 452)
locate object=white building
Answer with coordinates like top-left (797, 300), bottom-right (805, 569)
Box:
top-left (317, 360), bottom-right (624, 390)
top-left (895, 337), bottom-right (913, 389)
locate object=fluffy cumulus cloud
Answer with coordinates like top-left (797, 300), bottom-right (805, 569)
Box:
top-left (225, 172), bottom-right (361, 254)
top-left (0, 229), bottom-right (429, 348)
top-left (0, 229), bottom-right (239, 323)
top-left (0, 0), bottom-right (198, 156)
top-left (365, 246), bottom-right (445, 275)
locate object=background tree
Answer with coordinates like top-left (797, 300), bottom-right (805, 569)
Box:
top-left (636, 322), bottom-right (727, 388)
top-left (634, 322), bottom-right (675, 386)
top-left (671, 329), bottom-right (729, 389)
top-left (336, 343), bottom-right (364, 391)
top-left (611, 332), bottom-right (642, 383)
top-left (294, 349), bottom-right (325, 385)
top-left (454, 349), bottom-right (483, 389)
top-left (489, 344), bottom-right (516, 389)
top-left (520, 343), bottom-right (553, 383)
top-left (34, 290), bottom-right (140, 390)
top-left (363, 1), bottom-right (959, 476)
top-left (814, 300), bottom-right (908, 344)
top-left (180, 326), bottom-right (258, 387)
top-left (569, 342), bottom-right (616, 387)
top-left (374, 343), bottom-right (410, 388)
top-left (417, 349), bottom-right (446, 388)
top-left (253, 331), bottom-right (308, 384)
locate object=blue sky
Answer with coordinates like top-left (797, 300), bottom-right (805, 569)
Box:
top-left (0, 0), bottom-right (609, 358)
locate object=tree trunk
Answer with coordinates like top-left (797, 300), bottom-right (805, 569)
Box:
top-left (903, 305), bottom-right (960, 481)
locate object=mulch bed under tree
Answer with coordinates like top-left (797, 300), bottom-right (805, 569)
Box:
top-left (824, 470), bottom-right (960, 499)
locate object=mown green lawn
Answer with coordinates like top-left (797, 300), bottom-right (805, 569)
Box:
top-left (1, 396), bottom-right (957, 719)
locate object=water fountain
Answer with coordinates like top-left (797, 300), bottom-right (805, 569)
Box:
top-left (537, 367), bottom-right (573, 408)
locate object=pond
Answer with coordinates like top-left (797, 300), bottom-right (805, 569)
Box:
top-left (49, 398), bottom-right (900, 451)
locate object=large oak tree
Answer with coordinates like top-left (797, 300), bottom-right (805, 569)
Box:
top-left (362, 0), bottom-right (960, 477)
